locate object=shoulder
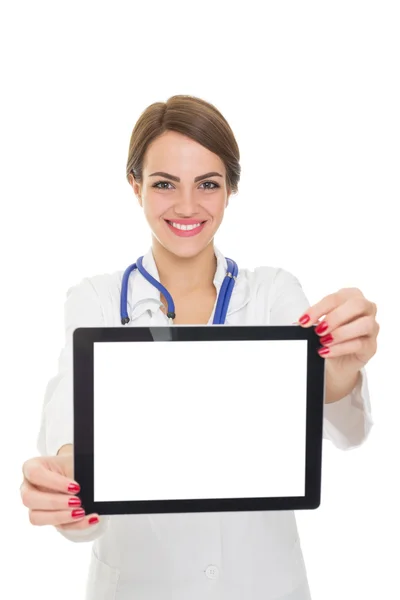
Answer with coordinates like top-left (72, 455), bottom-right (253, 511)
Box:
top-left (65, 269), bottom-right (124, 300)
top-left (63, 269), bottom-right (124, 326)
top-left (233, 263), bottom-right (308, 324)
top-left (238, 263), bottom-right (303, 295)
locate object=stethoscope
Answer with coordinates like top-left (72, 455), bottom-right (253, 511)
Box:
top-left (120, 256), bottom-right (238, 325)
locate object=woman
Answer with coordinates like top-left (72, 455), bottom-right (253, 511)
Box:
top-left (20, 95), bottom-right (378, 600)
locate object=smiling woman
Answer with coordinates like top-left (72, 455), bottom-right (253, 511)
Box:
top-left (22, 94), bottom-right (376, 600)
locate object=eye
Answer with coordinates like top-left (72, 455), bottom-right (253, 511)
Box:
top-left (152, 180), bottom-right (220, 190)
top-left (201, 181), bottom-right (220, 190)
top-left (152, 181), bottom-right (174, 190)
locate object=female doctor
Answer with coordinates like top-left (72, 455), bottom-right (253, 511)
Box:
top-left (20, 95), bottom-right (379, 600)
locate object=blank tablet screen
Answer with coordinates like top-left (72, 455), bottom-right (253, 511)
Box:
top-left (92, 338), bottom-right (308, 503)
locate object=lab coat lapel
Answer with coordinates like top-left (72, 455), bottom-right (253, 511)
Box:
top-left (128, 249), bottom-right (163, 322)
top-left (212, 247), bottom-right (251, 324)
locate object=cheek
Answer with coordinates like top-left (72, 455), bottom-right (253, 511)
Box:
top-left (142, 195), bottom-right (169, 219)
top-left (211, 197), bottom-right (227, 219)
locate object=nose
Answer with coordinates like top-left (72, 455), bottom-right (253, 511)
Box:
top-left (173, 191), bottom-right (199, 217)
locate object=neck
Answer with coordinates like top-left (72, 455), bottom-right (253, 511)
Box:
top-left (151, 238), bottom-right (217, 294)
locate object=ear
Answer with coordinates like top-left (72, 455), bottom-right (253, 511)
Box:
top-left (128, 173), bottom-right (143, 207)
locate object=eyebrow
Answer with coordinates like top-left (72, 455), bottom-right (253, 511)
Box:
top-left (148, 171), bottom-right (223, 183)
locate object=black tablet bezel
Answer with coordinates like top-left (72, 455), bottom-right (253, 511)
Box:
top-left (73, 325), bottom-right (325, 515)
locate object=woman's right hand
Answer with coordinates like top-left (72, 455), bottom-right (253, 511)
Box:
top-left (20, 446), bottom-right (100, 530)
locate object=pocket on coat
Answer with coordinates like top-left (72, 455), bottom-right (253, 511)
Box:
top-left (85, 549), bottom-right (120, 600)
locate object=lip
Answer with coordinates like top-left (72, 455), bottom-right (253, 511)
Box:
top-left (164, 219), bottom-right (207, 238)
top-left (166, 218), bottom-right (204, 225)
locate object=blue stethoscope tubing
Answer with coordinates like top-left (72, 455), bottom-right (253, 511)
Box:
top-left (120, 256), bottom-right (238, 325)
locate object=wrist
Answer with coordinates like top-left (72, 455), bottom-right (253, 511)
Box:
top-left (325, 363), bottom-right (361, 403)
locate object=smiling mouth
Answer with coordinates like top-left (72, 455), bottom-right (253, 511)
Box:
top-left (165, 220), bottom-right (207, 231)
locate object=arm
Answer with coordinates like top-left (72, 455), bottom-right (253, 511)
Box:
top-left (37, 278), bottom-right (110, 541)
top-left (268, 268), bottom-right (374, 450)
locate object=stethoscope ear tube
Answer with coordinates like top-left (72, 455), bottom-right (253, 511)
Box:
top-left (136, 257), bottom-right (176, 319)
top-left (214, 258), bottom-right (238, 324)
top-left (120, 262), bottom-right (137, 324)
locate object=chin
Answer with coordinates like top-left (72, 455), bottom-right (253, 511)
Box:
top-left (163, 240), bottom-right (212, 260)
top-left (154, 235), bottom-right (215, 260)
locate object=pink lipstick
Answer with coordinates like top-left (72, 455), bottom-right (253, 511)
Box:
top-left (165, 219), bottom-right (207, 237)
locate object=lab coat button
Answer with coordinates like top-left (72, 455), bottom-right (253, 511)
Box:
top-left (205, 565), bottom-right (219, 579)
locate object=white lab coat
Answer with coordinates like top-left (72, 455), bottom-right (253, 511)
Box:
top-left (37, 246), bottom-right (373, 600)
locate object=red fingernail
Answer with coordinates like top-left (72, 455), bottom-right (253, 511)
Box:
top-left (68, 483), bottom-right (80, 493)
top-left (89, 516), bottom-right (99, 525)
top-left (71, 509), bottom-right (85, 518)
top-left (320, 334), bottom-right (333, 344)
top-left (298, 314), bottom-right (310, 325)
top-left (68, 497), bottom-right (81, 507)
top-left (315, 321), bottom-right (329, 334)
top-left (318, 347), bottom-right (330, 355)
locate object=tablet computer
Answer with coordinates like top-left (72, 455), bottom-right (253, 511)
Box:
top-left (73, 325), bottom-right (325, 515)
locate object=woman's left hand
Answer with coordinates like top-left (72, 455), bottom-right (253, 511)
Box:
top-left (297, 287), bottom-right (379, 375)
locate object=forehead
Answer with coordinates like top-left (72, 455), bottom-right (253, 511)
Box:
top-left (144, 131), bottom-right (225, 173)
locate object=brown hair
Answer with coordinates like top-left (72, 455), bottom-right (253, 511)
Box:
top-left (126, 95), bottom-right (241, 194)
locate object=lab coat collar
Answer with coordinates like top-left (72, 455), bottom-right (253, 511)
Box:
top-left (128, 245), bottom-right (250, 322)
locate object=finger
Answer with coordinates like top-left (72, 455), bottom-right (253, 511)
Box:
top-left (318, 315), bottom-right (376, 346)
top-left (20, 479), bottom-right (82, 510)
top-left (317, 336), bottom-right (370, 359)
top-left (28, 507), bottom-right (87, 527)
top-left (371, 302), bottom-right (378, 317)
top-left (22, 458), bottom-right (80, 494)
top-left (297, 288), bottom-right (363, 328)
top-left (313, 297), bottom-right (373, 336)
top-left (57, 514), bottom-right (100, 531)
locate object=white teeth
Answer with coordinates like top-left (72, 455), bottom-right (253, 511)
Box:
top-left (170, 222), bottom-right (202, 231)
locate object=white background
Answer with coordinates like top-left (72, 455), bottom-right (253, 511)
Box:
top-left (1, 1), bottom-right (399, 599)
top-left (93, 340), bottom-right (308, 501)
